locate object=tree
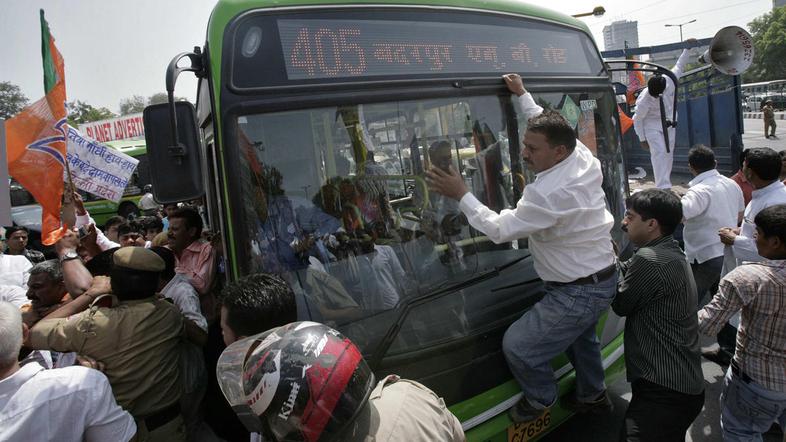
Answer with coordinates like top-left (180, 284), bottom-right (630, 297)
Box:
top-left (118, 92), bottom-right (189, 115)
top-left (119, 95), bottom-right (147, 115)
top-left (148, 92), bottom-right (188, 105)
top-left (66, 100), bottom-right (116, 126)
top-left (744, 8), bottom-right (786, 82)
top-left (0, 81), bottom-right (30, 119)
top-left (148, 92), bottom-right (170, 106)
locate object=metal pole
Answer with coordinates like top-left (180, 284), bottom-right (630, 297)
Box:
top-left (0, 119), bottom-right (11, 226)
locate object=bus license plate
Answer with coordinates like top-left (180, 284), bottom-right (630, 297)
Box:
top-left (507, 410), bottom-right (551, 442)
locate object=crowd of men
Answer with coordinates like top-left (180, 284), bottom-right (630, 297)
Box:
top-left (0, 72), bottom-right (784, 442)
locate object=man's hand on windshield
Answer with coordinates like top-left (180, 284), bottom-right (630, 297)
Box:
top-left (425, 165), bottom-right (469, 201)
top-left (503, 73), bottom-right (526, 96)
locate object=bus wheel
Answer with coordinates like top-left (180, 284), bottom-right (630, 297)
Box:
top-left (118, 202), bottom-right (140, 219)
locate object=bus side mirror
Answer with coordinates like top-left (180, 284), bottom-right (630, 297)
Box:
top-left (143, 102), bottom-right (204, 204)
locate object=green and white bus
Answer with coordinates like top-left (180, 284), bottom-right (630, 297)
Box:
top-left (145, 0), bottom-right (630, 440)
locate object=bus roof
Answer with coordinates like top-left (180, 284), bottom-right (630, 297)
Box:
top-left (208, 0), bottom-right (590, 38)
top-left (104, 139), bottom-right (147, 157)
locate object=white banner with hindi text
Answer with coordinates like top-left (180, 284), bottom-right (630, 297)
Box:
top-left (65, 126), bottom-right (138, 202)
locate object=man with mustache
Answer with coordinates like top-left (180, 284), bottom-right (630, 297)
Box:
top-left (426, 74), bottom-right (617, 424)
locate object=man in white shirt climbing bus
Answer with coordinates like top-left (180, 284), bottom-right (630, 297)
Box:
top-left (426, 73), bottom-right (618, 424)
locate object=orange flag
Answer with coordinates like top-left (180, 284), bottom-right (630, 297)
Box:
top-left (5, 10), bottom-right (68, 245)
top-left (618, 105), bottom-right (634, 135)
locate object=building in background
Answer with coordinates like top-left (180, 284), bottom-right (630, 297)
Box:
top-left (603, 20), bottom-right (639, 52)
top-left (774, 0), bottom-right (786, 9)
top-left (647, 46), bottom-right (708, 71)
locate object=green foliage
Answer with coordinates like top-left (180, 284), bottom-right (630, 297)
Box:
top-left (118, 95), bottom-right (147, 116)
top-left (744, 8), bottom-right (786, 82)
top-left (0, 81), bottom-right (30, 119)
top-left (66, 100), bottom-right (116, 126)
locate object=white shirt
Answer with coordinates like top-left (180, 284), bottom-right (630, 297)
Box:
top-left (359, 245), bottom-right (406, 310)
top-left (0, 254), bottom-right (32, 288)
top-left (139, 192), bottom-right (158, 211)
top-left (0, 285), bottom-right (29, 308)
top-left (162, 273), bottom-right (208, 331)
top-left (681, 169), bottom-right (745, 263)
top-left (0, 363), bottom-right (136, 442)
top-left (458, 113), bottom-right (615, 282)
top-left (76, 213), bottom-right (120, 251)
top-left (732, 180), bottom-right (786, 264)
top-left (633, 49), bottom-right (690, 142)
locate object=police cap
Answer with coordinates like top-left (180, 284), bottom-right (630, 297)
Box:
top-left (112, 246), bottom-right (165, 272)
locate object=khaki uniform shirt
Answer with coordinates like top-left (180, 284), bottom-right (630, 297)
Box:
top-left (369, 375), bottom-right (465, 441)
top-left (763, 105), bottom-right (775, 121)
top-left (29, 296), bottom-right (185, 418)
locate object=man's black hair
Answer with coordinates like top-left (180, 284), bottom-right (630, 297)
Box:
top-left (110, 267), bottom-right (159, 300)
top-left (104, 216), bottom-right (126, 230)
top-left (117, 221), bottom-right (142, 237)
top-left (688, 145), bottom-right (715, 173)
top-left (84, 248), bottom-right (118, 276)
top-left (626, 188), bottom-right (683, 236)
top-left (220, 273), bottom-right (296, 337)
top-left (754, 204), bottom-right (786, 245)
top-left (745, 147), bottom-right (782, 181)
top-left (647, 75), bottom-right (667, 97)
top-left (150, 246), bottom-right (176, 281)
top-left (526, 111), bottom-right (577, 151)
top-left (139, 216), bottom-right (164, 232)
top-left (4, 225), bottom-right (29, 238)
top-left (169, 206), bottom-right (203, 239)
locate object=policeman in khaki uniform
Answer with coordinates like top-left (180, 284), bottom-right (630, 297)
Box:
top-left (28, 246), bottom-right (186, 442)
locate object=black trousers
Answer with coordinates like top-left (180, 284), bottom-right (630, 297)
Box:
top-left (620, 379), bottom-right (705, 442)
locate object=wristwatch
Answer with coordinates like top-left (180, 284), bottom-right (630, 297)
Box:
top-left (60, 250), bottom-right (80, 262)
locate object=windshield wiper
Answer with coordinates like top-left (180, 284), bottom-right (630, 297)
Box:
top-left (367, 254), bottom-right (531, 370)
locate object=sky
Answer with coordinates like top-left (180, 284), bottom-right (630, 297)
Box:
top-left (0, 0), bottom-right (774, 113)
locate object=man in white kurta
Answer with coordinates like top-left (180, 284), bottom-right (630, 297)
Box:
top-left (634, 49), bottom-right (691, 189)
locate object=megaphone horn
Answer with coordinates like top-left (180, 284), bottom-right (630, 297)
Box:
top-left (698, 26), bottom-right (754, 75)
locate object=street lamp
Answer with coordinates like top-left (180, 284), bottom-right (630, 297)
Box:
top-left (572, 6), bottom-right (606, 18)
top-left (665, 19), bottom-right (696, 42)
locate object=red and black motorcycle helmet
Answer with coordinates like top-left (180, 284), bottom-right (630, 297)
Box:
top-left (217, 321), bottom-right (375, 442)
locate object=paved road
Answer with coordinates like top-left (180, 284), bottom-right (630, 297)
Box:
top-left (743, 118), bottom-right (786, 152)
top-left (543, 336), bottom-right (782, 441)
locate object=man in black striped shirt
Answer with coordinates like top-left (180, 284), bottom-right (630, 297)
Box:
top-left (613, 189), bottom-right (705, 441)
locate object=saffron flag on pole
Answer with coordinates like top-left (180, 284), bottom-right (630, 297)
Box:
top-left (5, 10), bottom-right (69, 245)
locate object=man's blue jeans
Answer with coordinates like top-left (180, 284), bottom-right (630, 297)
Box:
top-left (502, 272), bottom-right (618, 407)
top-left (720, 367), bottom-right (786, 441)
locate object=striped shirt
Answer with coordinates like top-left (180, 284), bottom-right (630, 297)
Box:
top-left (698, 260), bottom-right (786, 392)
top-left (613, 235), bottom-right (704, 395)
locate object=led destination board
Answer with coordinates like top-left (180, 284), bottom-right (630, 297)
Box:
top-left (230, 12), bottom-right (603, 88)
top-left (277, 18), bottom-right (596, 80)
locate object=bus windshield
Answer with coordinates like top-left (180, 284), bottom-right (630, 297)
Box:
top-left (232, 88), bottom-right (623, 374)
